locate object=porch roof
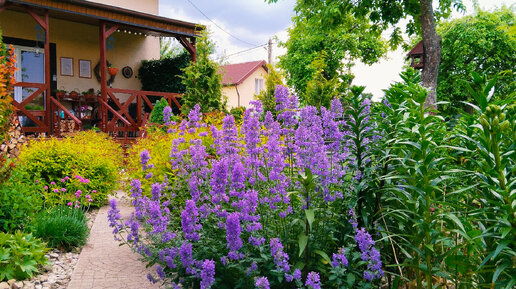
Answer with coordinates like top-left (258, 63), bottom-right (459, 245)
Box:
top-left (2, 0), bottom-right (202, 38)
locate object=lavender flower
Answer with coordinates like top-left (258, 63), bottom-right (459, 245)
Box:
top-left (331, 248), bottom-right (348, 268)
top-left (200, 259), bottom-right (215, 289)
top-left (141, 150), bottom-right (151, 166)
top-left (181, 200), bottom-right (202, 242)
top-left (305, 271), bottom-right (321, 289)
top-left (355, 227), bottom-right (384, 281)
top-left (107, 199), bottom-right (122, 236)
top-left (226, 212), bottom-right (243, 259)
top-left (156, 265), bottom-right (165, 280)
top-left (255, 277), bottom-right (270, 289)
top-left (163, 106), bottom-right (172, 124)
top-left (270, 238), bottom-right (290, 272)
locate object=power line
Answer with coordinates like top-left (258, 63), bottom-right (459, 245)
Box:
top-left (184, 0), bottom-right (259, 47)
top-left (224, 43), bottom-right (267, 58)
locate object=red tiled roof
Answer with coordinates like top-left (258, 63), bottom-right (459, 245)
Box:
top-left (407, 40), bottom-right (424, 57)
top-left (219, 60), bottom-right (268, 86)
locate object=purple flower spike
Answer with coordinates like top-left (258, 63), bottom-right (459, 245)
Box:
top-left (200, 259), bottom-right (215, 289)
top-left (255, 277), bottom-right (270, 289)
top-left (305, 271), bottom-right (321, 289)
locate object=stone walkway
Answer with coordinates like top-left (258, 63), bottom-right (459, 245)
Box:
top-left (68, 192), bottom-right (160, 289)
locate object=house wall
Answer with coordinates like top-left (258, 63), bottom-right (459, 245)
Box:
top-left (88, 0), bottom-right (159, 15)
top-left (223, 66), bottom-right (267, 109)
top-left (0, 9), bottom-right (160, 97)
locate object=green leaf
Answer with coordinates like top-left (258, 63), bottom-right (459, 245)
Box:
top-left (298, 234), bottom-right (308, 257)
top-left (313, 249), bottom-right (331, 264)
top-left (347, 273), bottom-right (355, 286)
top-left (305, 209), bottom-right (315, 231)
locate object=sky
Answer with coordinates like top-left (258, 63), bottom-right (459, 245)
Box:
top-left (160, 0), bottom-right (514, 100)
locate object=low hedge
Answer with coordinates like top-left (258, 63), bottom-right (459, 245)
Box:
top-left (18, 131), bottom-right (123, 207)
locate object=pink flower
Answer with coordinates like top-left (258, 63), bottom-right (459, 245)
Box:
top-left (60, 179), bottom-right (65, 182)
top-left (44, 186), bottom-right (48, 190)
top-left (35, 180), bottom-right (39, 183)
top-left (53, 189), bottom-right (59, 193)
top-left (65, 176), bottom-right (70, 180)
top-left (61, 188), bottom-right (67, 192)
top-left (67, 202), bottom-right (73, 206)
top-left (83, 179), bottom-right (90, 184)
top-left (75, 190), bottom-right (82, 198)
top-left (85, 194), bottom-right (91, 199)
top-left (50, 182), bottom-right (56, 185)
top-left (92, 190), bottom-right (97, 194)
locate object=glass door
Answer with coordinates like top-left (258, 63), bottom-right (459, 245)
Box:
top-left (13, 46), bottom-right (45, 126)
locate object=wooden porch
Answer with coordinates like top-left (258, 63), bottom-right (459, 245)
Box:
top-left (1, 0), bottom-right (200, 142)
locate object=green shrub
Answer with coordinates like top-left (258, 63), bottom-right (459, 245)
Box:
top-left (0, 168), bottom-right (43, 233)
top-left (138, 51), bottom-right (189, 94)
top-left (0, 231), bottom-right (49, 281)
top-left (149, 97), bottom-right (168, 124)
top-left (33, 206), bottom-right (88, 251)
top-left (18, 131), bottom-right (122, 207)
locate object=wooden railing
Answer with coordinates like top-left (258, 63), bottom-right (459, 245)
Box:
top-left (100, 87), bottom-right (182, 142)
top-left (12, 82), bottom-right (49, 134)
top-left (13, 84), bottom-right (182, 141)
top-left (50, 96), bottom-right (82, 137)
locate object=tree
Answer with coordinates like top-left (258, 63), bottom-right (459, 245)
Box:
top-left (304, 55), bottom-right (341, 109)
top-left (254, 64), bottom-right (284, 115)
top-left (269, 0), bottom-right (465, 107)
top-left (437, 8), bottom-right (515, 116)
top-left (278, 5), bottom-right (385, 101)
top-left (181, 31), bottom-right (223, 114)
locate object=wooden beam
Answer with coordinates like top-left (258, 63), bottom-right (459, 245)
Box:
top-left (105, 24), bottom-right (119, 38)
top-left (26, 8), bottom-right (47, 30)
top-left (0, 2), bottom-right (11, 13)
top-left (177, 36), bottom-right (196, 62)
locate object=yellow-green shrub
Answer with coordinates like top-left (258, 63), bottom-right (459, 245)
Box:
top-left (18, 131), bottom-right (122, 207)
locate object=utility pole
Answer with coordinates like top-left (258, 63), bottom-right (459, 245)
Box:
top-left (268, 38), bottom-right (272, 65)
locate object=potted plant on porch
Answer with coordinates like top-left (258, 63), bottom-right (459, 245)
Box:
top-left (82, 88), bottom-right (96, 100)
top-left (108, 64), bottom-right (118, 76)
top-left (54, 88), bottom-right (67, 100)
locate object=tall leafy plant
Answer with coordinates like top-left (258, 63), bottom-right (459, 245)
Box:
top-left (181, 31), bottom-right (223, 114)
top-left (379, 70), bottom-right (456, 288)
top-left (453, 73), bottom-right (516, 288)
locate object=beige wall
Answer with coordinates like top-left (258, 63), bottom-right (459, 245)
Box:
top-left (223, 67), bottom-right (267, 109)
top-left (0, 10), bottom-right (160, 98)
top-left (87, 0), bottom-right (159, 15)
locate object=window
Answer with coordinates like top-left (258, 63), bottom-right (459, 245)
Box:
top-left (255, 78), bottom-right (264, 94)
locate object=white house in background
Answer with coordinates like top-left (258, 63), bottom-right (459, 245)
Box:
top-left (219, 60), bottom-right (268, 109)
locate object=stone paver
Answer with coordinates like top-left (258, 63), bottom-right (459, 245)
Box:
top-left (68, 193), bottom-right (160, 289)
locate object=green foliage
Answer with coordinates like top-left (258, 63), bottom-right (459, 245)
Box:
top-left (437, 8), bottom-right (516, 117)
top-left (149, 98), bottom-right (168, 124)
top-left (138, 51), bottom-right (190, 95)
top-left (229, 106), bottom-right (245, 123)
top-left (181, 31), bottom-right (223, 114)
top-left (18, 131), bottom-right (122, 207)
top-left (0, 168), bottom-right (43, 233)
top-left (0, 231), bottom-right (49, 281)
top-left (374, 69), bottom-right (453, 287)
top-left (304, 55), bottom-right (341, 109)
top-left (278, 7), bottom-right (385, 96)
top-left (450, 72), bottom-right (516, 287)
top-left (33, 206), bottom-right (88, 251)
top-left (254, 64), bottom-right (284, 115)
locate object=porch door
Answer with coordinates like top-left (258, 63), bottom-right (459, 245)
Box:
top-left (13, 45), bottom-right (46, 126)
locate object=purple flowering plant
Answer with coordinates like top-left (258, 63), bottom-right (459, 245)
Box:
top-left (109, 89), bottom-right (386, 288)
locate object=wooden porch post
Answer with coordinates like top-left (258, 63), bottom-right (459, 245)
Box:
top-left (44, 11), bottom-right (51, 135)
top-left (99, 21), bottom-right (118, 133)
top-left (99, 21), bottom-right (107, 132)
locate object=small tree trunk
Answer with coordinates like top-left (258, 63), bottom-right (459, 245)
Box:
top-left (419, 0), bottom-right (441, 108)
